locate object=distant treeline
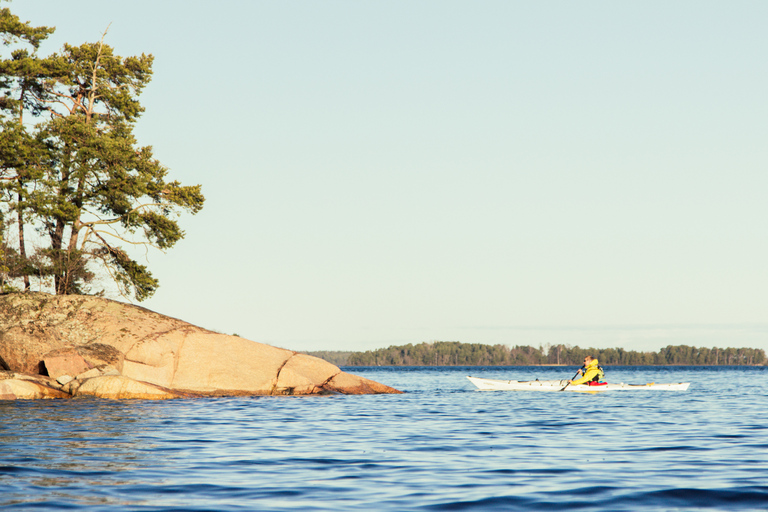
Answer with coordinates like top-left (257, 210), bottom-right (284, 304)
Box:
top-left (304, 351), bottom-right (355, 367)
top-left (308, 342), bottom-right (766, 366)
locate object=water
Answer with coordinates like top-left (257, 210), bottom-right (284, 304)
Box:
top-left (1, 366), bottom-right (767, 511)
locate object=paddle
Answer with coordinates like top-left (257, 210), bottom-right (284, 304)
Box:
top-left (559, 368), bottom-right (583, 391)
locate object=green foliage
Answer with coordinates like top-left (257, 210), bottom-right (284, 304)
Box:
top-left (347, 342), bottom-right (546, 366)
top-left (542, 344), bottom-right (766, 366)
top-left (345, 341), bottom-right (766, 366)
top-left (0, 8), bottom-right (54, 50)
top-left (92, 245), bottom-right (157, 301)
top-left (0, 7), bottom-right (204, 300)
top-left (35, 247), bottom-right (94, 295)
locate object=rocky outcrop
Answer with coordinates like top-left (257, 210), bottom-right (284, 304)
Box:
top-left (0, 292), bottom-right (401, 399)
top-left (0, 372), bottom-right (70, 399)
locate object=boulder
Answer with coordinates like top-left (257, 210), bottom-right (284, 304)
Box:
top-left (324, 370), bottom-right (399, 395)
top-left (0, 371), bottom-right (69, 399)
top-left (75, 375), bottom-right (181, 400)
top-left (42, 349), bottom-right (91, 379)
top-left (57, 375), bottom-right (74, 385)
top-left (0, 292), bottom-right (401, 399)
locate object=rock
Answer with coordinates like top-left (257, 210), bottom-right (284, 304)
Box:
top-left (61, 379), bottom-right (81, 396)
top-left (324, 370), bottom-right (401, 395)
top-left (0, 292), bottom-right (402, 398)
top-left (171, 331), bottom-right (295, 393)
top-left (42, 349), bottom-right (91, 379)
top-left (274, 353), bottom-right (339, 394)
top-left (76, 367), bottom-right (104, 380)
top-left (56, 375), bottom-right (74, 385)
top-left (0, 371), bottom-right (70, 399)
top-left (78, 344), bottom-right (125, 372)
top-left (74, 375), bottom-right (181, 400)
top-left (100, 366), bottom-right (121, 377)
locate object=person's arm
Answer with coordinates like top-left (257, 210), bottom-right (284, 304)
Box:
top-left (570, 368), bottom-right (597, 385)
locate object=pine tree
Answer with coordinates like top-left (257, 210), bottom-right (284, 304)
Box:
top-left (0, 8), bottom-right (204, 300)
top-left (0, 7), bottom-right (54, 290)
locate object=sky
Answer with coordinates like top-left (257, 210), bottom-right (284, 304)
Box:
top-left (8, 1), bottom-right (768, 353)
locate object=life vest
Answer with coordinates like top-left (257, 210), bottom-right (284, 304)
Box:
top-left (580, 361), bottom-right (605, 383)
top-left (571, 359), bottom-right (606, 386)
top-left (589, 365), bottom-right (605, 382)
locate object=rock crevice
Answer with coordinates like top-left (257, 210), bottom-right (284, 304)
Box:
top-left (271, 351), bottom-right (297, 395)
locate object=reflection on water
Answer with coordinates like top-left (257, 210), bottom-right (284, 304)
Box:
top-left (2, 367), bottom-right (768, 511)
top-left (1, 400), bottom-right (156, 508)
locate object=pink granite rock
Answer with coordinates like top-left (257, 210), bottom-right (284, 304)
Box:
top-left (0, 372), bottom-right (69, 399)
top-left (0, 292), bottom-right (402, 399)
top-left (42, 349), bottom-right (91, 379)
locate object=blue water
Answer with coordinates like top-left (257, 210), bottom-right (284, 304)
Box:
top-left (1, 366), bottom-right (767, 511)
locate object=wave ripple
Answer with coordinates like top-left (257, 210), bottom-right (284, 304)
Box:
top-left (2, 366), bottom-right (767, 511)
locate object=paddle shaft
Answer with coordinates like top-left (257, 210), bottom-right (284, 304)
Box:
top-left (559, 369), bottom-right (583, 391)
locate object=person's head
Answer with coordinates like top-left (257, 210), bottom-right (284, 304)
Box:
top-left (583, 356), bottom-right (594, 366)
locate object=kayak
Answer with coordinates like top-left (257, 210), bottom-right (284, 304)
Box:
top-left (467, 376), bottom-right (690, 392)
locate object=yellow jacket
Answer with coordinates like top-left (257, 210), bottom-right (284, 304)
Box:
top-left (571, 359), bottom-right (604, 385)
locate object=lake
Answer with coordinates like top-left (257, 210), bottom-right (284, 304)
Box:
top-left (2, 366), bottom-right (767, 511)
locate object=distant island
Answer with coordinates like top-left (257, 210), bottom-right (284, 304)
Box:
top-left (307, 341), bottom-right (766, 366)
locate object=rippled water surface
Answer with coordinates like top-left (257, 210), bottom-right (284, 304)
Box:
top-left (2, 366), bottom-right (768, 511)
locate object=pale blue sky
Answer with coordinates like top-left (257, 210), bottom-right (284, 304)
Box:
top-left (10, 1), bottom-right (768, 352)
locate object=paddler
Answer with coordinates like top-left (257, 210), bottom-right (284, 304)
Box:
top-left (568, 356), bottom-right (605, 385)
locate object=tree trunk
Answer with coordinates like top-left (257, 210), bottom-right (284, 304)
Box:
top-left (51, 217), bottom-right (67, 294)
top-left (16, 86), bottom-right (31, 291)
top-left (17, 192), bottom-right (30, 291)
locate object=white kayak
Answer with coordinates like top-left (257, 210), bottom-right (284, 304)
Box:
top-left (467, 376), bottom-right (690, 392)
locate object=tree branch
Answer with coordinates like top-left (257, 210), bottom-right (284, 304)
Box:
top-left (79, 202), bottom-right (170, 227)
top-left (83, 227), bottom-right (163, 252)
top-left (85, 24), bottom-right (111, 122)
